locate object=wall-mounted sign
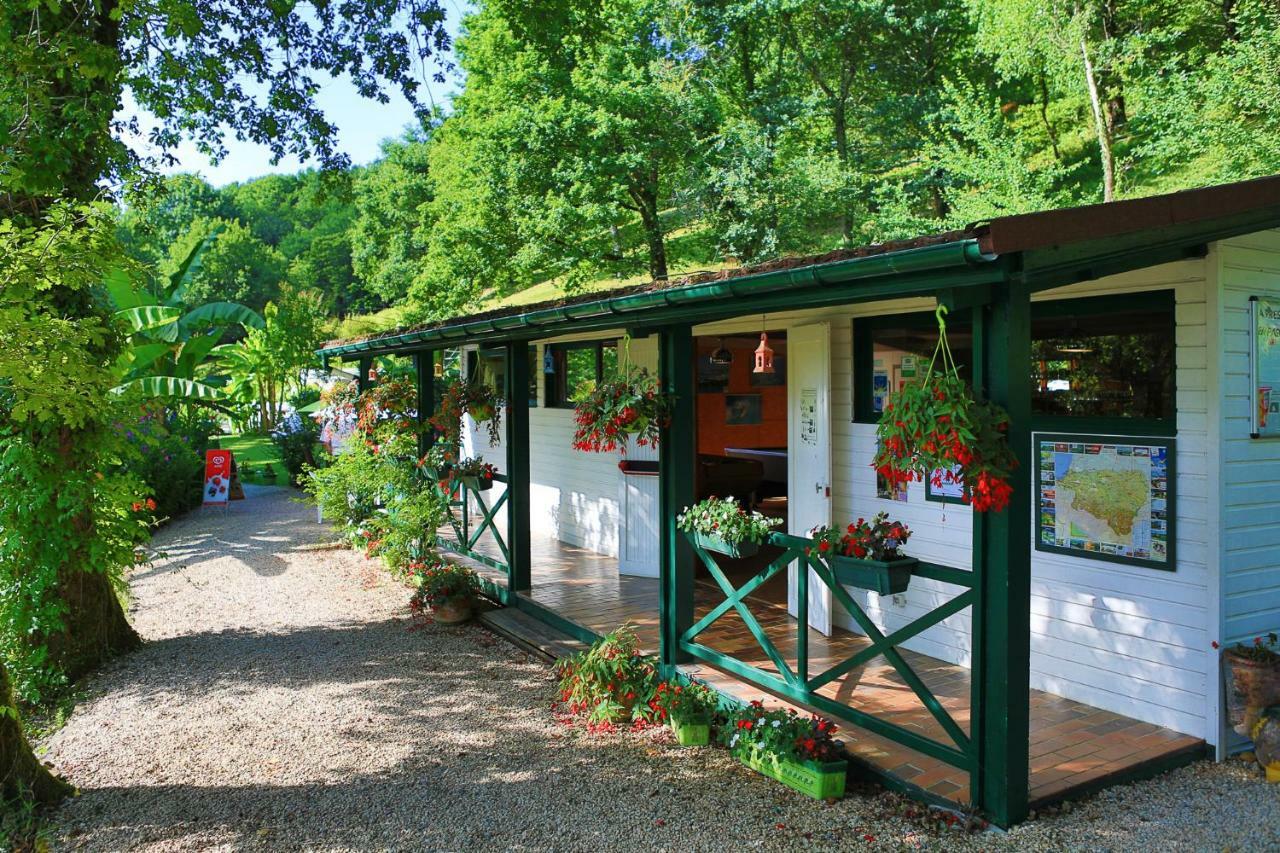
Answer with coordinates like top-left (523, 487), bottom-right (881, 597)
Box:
top-left (1034, 434), bottom-right (1175, 571)
top-left (799, 389), bottom-right (818, 445)
top-left (925, 465), bottom-right (966, 504)
top-left (1250, 296), bottom-right (1280, 438)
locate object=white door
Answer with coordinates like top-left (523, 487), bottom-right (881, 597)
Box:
top-left (787, 322), bottom-right (833, 636)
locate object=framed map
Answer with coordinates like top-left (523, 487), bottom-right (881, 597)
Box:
top-left (1034, 433), bottom-right (1175, 571)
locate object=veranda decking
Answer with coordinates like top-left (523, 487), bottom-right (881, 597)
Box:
top-left (449, 521), bottom-right (1203, 810)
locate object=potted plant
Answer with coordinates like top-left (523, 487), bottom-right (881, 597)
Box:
top-left (873, 306), bottom-right (1017, 513)
top-left (677, 496), bottom-right (782, 558)
top-left (810, 512), bottom-right (915, 595)
top-left (430, 379), bottom-right (504, 448)
top-left (571, 365), bottom-right (674, 454)
top-left (408, 554), bottom-right (478, 625)
top-left (416, 442), bottom-right (455, 481)
top-left (1220, 633), bottom-right (1280, 737)
top-left (555, 626), bottom-right (659, 728)
top-left (719, 701), bottom-right (847, 800)
top-left (453, 456), bottom-right (498, 491)
top-left (650, 679), bottom-right (719, 746)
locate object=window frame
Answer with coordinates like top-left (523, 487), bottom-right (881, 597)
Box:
top-left (544, 339), bottom-right (616, 409)
top-left (852, 291), bottom-right (1178, 437)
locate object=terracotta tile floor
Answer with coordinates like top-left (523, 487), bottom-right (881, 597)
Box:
top-left (453, 527), bottom-right (1203, 809)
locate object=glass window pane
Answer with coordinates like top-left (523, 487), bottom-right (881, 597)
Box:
top-left (869, 324), bottom-right (973, 414)
top-left (565, 347), bottom-right (596, 400)
top-left (601, 341), bottom-right (618, 376)
top-left (1031, 303), bottom-right (1174, 419)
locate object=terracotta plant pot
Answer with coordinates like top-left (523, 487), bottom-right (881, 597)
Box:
top-left (433, 597), bottom-right (473, 625)
top-left (1224, 651), bottom-right (1280, 737)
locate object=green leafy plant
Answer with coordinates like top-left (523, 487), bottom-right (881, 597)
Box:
top-left (677, 497), bottom-right (782, 546)
top-left (271, 411), bottom-right (324, 486)
top-left (555, 626), bottom-right (659, 729)
top-left (429, 380), bottom-right (504, 449)
top-left (873, 308), bottom-right (1017, 513)
top-left (407, 555), bottom-right (478, 615)
top-left (809, 512), bottom-right (912, 561)
top-left (571, 365), bottom-right (673, 454)
top-left (452, 455), bottom-right (497, 482)
top-left (719, 700), bottom-right (842, 764)
top-left (649, 679), bottom-right (719, 723)
top-left (366, 486), bottom-right (448, 575)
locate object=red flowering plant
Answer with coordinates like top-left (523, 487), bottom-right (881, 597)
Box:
top-left (649, 679), bottom-right (719, 724)
top-left (554, 625), bottom-right (660, 729)
top-left (355, 378), bottom-right (420, 441)
top-left (809, 511), bottom-right (911, 562)
top-left (872, 307), bottom-right (1017, 513)
top-left (429, 379), bottom-right (503, 452)
top-left (571, 362), bottom-right (673, 454)
top-left (1220, 633), bottom-right (1280, 664)
top-left (452, 455), bottom-right (497, 485)
top-left (407, 553), bottom-right (477, 616)
top-left (718, 701), bottom-right (842, 764)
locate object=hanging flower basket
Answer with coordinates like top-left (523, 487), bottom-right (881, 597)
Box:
top-left (677, 497), bottom-right (782, 559)
top-left (430, 379), bottom-right (504, 448)
top-left (811, 513), bottom-right (916, 595)
top-left (873, 306), bottom-right (1018, 513)
top-left (454, 457), bottom-right (497, 492)
top-left (571, 339), bottom-right (674, 454)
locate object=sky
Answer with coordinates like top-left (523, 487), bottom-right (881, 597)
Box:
top-left (121, 5), bottom-right (467, 188)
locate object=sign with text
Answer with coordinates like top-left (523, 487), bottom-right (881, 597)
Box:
top-left (203, 450), bottom-right (233, 505)
top-left (1250, 297), bottom-right (1280, 437)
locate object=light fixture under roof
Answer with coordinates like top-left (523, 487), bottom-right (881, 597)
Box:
top-left (753, 315), bottom-right (775, 375)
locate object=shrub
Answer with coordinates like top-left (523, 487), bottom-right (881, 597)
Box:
top-left (408, 555), bottom-right (477, 616)
top-left (719, 700), bottom-right (842, 764)
top-left (677, 496), bottom-right (782, 546)
top-left (365, 485), bottom-right (448, 575)
top-left (555, 625), bottom-right (659, 728)
top-left (271, 411), bottom-right (324, 486)
top-left (117, 407), bottom-right (214, 519)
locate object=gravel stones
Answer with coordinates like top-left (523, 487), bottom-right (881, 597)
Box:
top-left (41, 486), bottom-right (1280, 851)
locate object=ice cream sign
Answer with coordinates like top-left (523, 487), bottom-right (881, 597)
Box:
top-left (203, 450), bottom-right (233, 505)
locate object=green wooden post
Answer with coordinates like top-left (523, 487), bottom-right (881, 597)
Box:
top-left (659, 325), bottom-right (696, 671)
top-left (505, 341), bottom-right (532, 592)
top-left (974, 282), bottom-right (1032, 826)
top-left (414, 351), bottom-right (435, 459)
top-left (357, 356), bottom-right (373, 393)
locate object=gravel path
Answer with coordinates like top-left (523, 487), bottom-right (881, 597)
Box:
top-left (42, 486), bottom-right (1280, 851)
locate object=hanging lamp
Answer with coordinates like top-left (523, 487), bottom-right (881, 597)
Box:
top-left (367, 364), bottom-right (379, 381)
top-left (433, 358), bottom-right (444, 379)
top-left (709, 338), bottom-right (734, 366)
top-left (753, 315), bottom-right (775, 375)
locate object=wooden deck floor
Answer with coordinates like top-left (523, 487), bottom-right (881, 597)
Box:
top-left (457, 529), bottom-right (1203, 809)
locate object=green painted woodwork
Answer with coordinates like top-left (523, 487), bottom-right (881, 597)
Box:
top-left (659, 325), bottom-right (696, 671)
top-left (738, 747), bottom-right (848, 800)
top-left (357, 355), bottom-right (372, 392)
top-left (506, 341), bottom-right (533, 592)
top-left (414, 351), bottom-right (434, 459)
top-left (974, 283), bottom-right (1033, 827)
top-left (681, 530), bottom-right (976, 770)
top-left (434, 472), bottom-right (511, 575)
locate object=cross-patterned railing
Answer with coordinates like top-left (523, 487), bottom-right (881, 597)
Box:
top-left (681, 530), bottom-right (978, 772)
top-left (434, 473), bottom-right (510, 574)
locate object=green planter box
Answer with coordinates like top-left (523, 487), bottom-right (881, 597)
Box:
top-left (459, 474), bottom-right (494, 492)
top-left (670, 714), bottom-right (710, 747)
top-left (828, 554), bottom-right (917, 595)
top-left (739, 746), bottom-right (847, 800)
top-left (686, 530), bottom-right (759, 559)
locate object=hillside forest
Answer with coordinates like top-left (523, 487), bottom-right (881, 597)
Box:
top-left (118, 0), bottom-right (1280, 337)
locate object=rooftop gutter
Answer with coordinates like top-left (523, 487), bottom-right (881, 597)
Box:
top-left (319, 239), bottom-right (994, 360)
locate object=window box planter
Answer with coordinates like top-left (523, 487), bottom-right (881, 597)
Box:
top-left (738, 746), bottom-right (847, 801)
top-left (670, 713), bottom-right (711, 747)
top-left (686, 530), bottom-right (759, 559)
top-left (459, 474), bottom-right (494, 492)
top-left (827, 554), bottom-right (917, 596)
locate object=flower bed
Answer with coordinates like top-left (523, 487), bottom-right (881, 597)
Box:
top-left (650, 679), bottom-right (719, 747)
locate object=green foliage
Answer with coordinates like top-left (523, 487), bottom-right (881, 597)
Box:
top-left (271, 411), bottom-right (324, 487)
top-left (165, 218), bottom-right (286, 312)
top-left (408, 556), bottom-right (477, 614)
top-left (719, 701), bottom-right (843, 764)
top-left (677, 497), bottom-right (783, 547)
top-left (117, 408), bottom-right (217, 520)
top-left (554, 626), bottom-right (660, 726)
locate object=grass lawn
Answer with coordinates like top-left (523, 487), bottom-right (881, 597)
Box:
top-left (215, 433), bottom-right (290, 487)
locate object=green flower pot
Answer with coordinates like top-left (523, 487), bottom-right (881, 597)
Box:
top-left (827, 554), bottom-right (917, 595)
top-left (739, 746), bottom-right (847, 801)
top-left (459, 474), bottom-right (494, 492)
top-left (670, 713), bottom-right (711, 747)
top-left (687, 530), bottom-right (759, 559)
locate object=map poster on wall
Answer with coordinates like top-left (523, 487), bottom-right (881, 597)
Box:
top-left (1249, 296), bottom-right (1280, 437)
top-left (1034, 434), bottom-right (1176, 571)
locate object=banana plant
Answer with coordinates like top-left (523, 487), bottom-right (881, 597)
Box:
top-left (108, 227), bottom-right (264, 403)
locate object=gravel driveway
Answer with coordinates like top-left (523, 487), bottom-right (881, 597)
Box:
top-left (42, 486), bottom-right (1280, 851)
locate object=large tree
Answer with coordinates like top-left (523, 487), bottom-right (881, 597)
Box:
top-left (0, 0), bottom-right (449, 806)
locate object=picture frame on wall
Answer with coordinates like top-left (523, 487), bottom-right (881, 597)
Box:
top-left (725, 394), bottom-right (763, 425)
top-left (924, 465), bottom-right (966, 504)
top-left (697, 354), bottom-right (730, 393)
top-left (1033, 432), bottom-right (1176, 571)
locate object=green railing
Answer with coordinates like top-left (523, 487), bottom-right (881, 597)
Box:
top-left (435, 472), bottom-right (510, 575)
top-left (681, 530), bottom-right (978, 772)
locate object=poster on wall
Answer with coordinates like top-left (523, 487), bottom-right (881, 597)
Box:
top-left (1034, 434), bottom-right (1175, 571)
top-left (1250, 296), bottom-right (1280, 437)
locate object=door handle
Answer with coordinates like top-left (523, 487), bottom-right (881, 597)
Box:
top-left (815, 482), bottom-right (830, 497)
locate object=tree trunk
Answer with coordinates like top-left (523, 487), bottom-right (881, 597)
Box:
top-left (630, 177), bottom-right (668, 281)
top-left (832, 98), bottom-right (853, 244)
top-left (43, 566), bottom-right (140, 686)
top-left (1039, 73), bottom-right (1063, 162)
top-left (1080, 37), bottom-right (1116, 202)
top-left (1, 659), bottom-right (73, 806)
